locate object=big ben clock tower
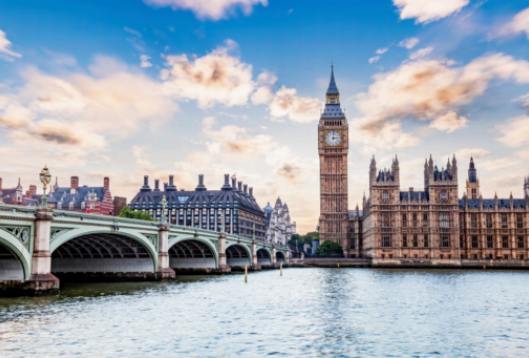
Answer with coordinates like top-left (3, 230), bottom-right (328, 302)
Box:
top-left (318, 66), bottom-right (348, 250)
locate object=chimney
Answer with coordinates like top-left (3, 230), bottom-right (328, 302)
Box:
top-left (243, 184), bottom-right (248, 194)
top-left (154, 179), bottom-right (160, 191)
top-left (70, 176), bottom-right (79, 190)
top-left (27, 185), bottom-right (37, 197)
top-left (222, 174), bottom-right (231, 190)
top-left (231, 175), bottom-right (237, 189)
top-left (103, 177), bottom-right (110, 191)
top-left (164, 183), bottom-right (168, 191)
top-left (169, 175), bottom-right (174, 186)
top-left (249, 187), bottom-right (253, 197)
top-left (196, 174), bottom-right (206, 191)
top-left (237, 181), bottom-right (242, 191)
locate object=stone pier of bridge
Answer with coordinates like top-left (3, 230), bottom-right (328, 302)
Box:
top-left (0, 205), bottom-right (290, 295)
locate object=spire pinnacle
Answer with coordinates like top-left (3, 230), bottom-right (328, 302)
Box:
top-left (327, 64), bottom-right (339, 95)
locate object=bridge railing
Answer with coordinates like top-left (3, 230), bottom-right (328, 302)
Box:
top-left (0, 204), bottom-right (289, 250)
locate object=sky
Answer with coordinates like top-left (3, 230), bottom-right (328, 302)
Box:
top-left (1, 0), bottom-right (529, 233)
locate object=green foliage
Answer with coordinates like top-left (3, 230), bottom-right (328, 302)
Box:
top-left (316, 240), bottom-right (343, 257)
top-left (118, 207), bottom-right (154, 221)
top-left (288, 231), bottom-right (321, 252)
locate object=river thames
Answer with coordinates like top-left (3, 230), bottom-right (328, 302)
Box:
top-left (1, 268), bottom-right (529, 357)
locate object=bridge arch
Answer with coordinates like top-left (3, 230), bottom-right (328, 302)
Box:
top-left (226, 243), bottom-right (252, 269)
top-left (256, 247), bottom-right (272, 267)
top-left (168, 236), bottom-right (218, 270)
top-left (0, 230), bottom-right (31, 281)
top-left (50, 227), bottom-right (158, 275)
top-left (276, 251), bottom-right (286, 263)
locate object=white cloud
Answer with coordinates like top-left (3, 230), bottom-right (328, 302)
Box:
top-left (144, 0), bottom-right (268, 20)
top-left (140, 54), bottom-right (152, 68)
top-left (409, 46), bottom-right (433, 61)
top-left (353, 53), bottom-right (529, 147)
top-left (497, 115), bottom-right (529, 148)
top-left (520, 93), bottom-right (529, 108)
top-left (430, 111), bottom-right (468, 132)
top-left (393, 0), bottom-right (469, 24)
top-left (368, 56), bottom-right (381, 64)
top-left (268, 86), bottom-right (322, 123)
top-left (0, 29), bottom-right (21, 60)
top-left (0, 56), bottom-right (179, 155)
top-left (376, 47), bottom-right (388, 55)
top-left (502, 7), bottom-right (529, 39)
top-left (161, 40), bottom-right (256, 108)
top-left (399, 37), bottom-right (420, 49)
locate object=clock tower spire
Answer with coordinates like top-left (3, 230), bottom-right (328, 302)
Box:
top-left (318, 66), bottom-right (349, 251)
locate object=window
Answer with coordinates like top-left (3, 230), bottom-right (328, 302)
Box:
top-left (487, 235), bottom-right (494, 249)
top-left (423, 213), bottom-right (428, 227)
top-left (382, 234), bottom-right (392, 248)
top-left (412, 213), bottom-right (418, 226)
top-left (440, 191), bottom-right (448, 202)
top-left (424, 234), bottom-right (429, 248)
top-left (402, 235), bottom-right (408, 248)
top-left (381, 213), bottom-right (391, 227)
top-left (502, 236), bottom-right (509, 249)
top-left (486, 214), bottom-right (493, 228)
top-left (441, 234), bottom-right (450, 248)
top-left (439, 212), bottom-right (450, 228)
top-left (382, 191), bottom-right (389, 202)
top-left (470, 214), bottom-right (478, 229)
top-left (402, 214), bottom-right (407, 227)
top-left (517, 214), bottom-right (524, 229)
top-left (471, 236), bottom-right (479, 249)
top-left (413, 235), bottom-right (418, 248)
top-left (501, 214), bottom-right (508, 229)
top-left (518, 236), bottom-right (525, 249)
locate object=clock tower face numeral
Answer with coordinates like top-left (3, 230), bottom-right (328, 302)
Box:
top-left (325, 130), bottom-right (341, 146)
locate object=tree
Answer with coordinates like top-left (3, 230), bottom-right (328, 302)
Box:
top-left (118, 207), bottom-right (154, 221)
top-left (316, 240), bottom-right (343, 257)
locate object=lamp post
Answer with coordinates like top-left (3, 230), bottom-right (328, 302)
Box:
top-left (39, 165), bottom-right (52, 208)
top-left (161, 194), bottom-right (167, 224)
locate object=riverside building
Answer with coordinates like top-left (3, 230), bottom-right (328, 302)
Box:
top-left (129, 174), bottom-right (266, 240)
top-left (319, 67), bottom-right (529, 264)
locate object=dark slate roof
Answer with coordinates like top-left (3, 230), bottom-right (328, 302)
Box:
top-left (321, 103), bottom-right (344, 118)
top-left (400, 191), bottom-right (429, 202)
top-left (376, 170), bottom-right (395, 182)
top-left (459, 198), bottom-right (527, 209)
top-left (432, 167), bottom-right (453, 181)
top-left (348, 210), bottom-right (363, 219)
top-left (130, 186), bottom-right (263, 215)
top-left (48, 186), bottom-right (106, 208)
top-left (327, 66), bottom-right (339, 95)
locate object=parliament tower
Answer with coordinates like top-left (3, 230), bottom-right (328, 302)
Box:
top-left (318, 66), bottom-right (349, 249)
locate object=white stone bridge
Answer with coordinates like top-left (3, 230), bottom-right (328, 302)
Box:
top-left (0, 205), bottom-right (289, 294)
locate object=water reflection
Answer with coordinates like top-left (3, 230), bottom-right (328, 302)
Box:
top-left (1, 269), bottom-right (529, 357)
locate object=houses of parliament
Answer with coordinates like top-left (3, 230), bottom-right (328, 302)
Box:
top-left (318, 68), bottom-right (529, 265)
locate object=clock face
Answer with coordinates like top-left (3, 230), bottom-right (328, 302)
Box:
top-left (325, 131), bottom-right (341, 146)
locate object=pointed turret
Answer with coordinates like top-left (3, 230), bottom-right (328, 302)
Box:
top-left (327, 65), bottom-right (339, 96)
top-left (466, 157), bottom-right (479, 199)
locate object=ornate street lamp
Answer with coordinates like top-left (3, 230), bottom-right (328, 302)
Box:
top-left (161, 194), bottom-right (168, 224)
top-left (39, 165), bottom-right (52, 208)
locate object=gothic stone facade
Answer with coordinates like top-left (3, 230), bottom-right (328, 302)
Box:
top-left (264, 198), bottom-right (297, 246)
top-left (318, 66), bottom-right (349, 249)
top-left (346, 156), bottom-right (529, 263)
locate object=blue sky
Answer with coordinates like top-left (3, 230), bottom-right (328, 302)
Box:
top-left (1, 0), bottom-right (529, 232)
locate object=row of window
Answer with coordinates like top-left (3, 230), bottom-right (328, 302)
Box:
top-left (380, 234), bottom-right (528, 249)
top-left (464, 213), bottom-right (525, 229)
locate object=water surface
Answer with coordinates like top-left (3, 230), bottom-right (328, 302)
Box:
top-left (1, 268), bottom-right (529, 357)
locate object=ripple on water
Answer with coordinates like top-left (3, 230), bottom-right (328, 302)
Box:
top-left (1, 269), bottom-right (529, 357)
